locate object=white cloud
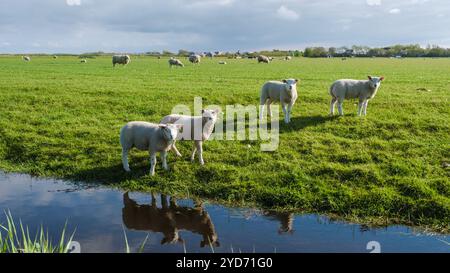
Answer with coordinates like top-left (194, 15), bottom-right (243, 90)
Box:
top-left (276, 5), bottom-right (299, 21)
top-left (389, 8), bottom-right (401, 14)
top-left (66, 0), bottom-right (81, 6)
top-left (366, 0), bottom-right (381, 6)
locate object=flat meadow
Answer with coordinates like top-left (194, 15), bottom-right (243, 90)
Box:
top-left (0, 55), bottom-right (448, 231)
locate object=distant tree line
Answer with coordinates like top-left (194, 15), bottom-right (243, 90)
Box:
top-left (303, 44), bottom-right (450, 58)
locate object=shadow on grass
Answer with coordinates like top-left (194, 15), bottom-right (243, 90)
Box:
top-left (280, 115), bottom-right (338, 133)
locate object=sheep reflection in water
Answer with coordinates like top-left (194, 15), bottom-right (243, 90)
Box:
top-left (122, 192), bottom-right (219, 247)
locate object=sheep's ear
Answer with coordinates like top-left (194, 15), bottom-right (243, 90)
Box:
top-left (295, 79), bottom-right (299, 83)
top-left (282, 79), bottom-right (287, 83)
top-left (368, 76), bottom-right (372, 80)
top-left (380, 76), bottom-right (385, 81)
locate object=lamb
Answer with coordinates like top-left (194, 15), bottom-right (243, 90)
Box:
top-left (112, 54), bottom-right (131, 67)
top-left (22, 56), bottom-right (31, 62)
top-left (53, 55), bottom-right (58, 59)
top-left (160, 109), bottom-right (220, 165)
top-left (189, 54), bottom-right (201, 64)
top-left (257, 55), bottom-right (270, 63)
top-left (168, 57), bottom-right (184, 67)
top-left (120, 121), bottom-right (183, 176)
top-left (259, 79), bottom-right (299, 124)
top-left (80, 59), bottom-right (87, 63)
top-left (329, 76), bottom-right (385, 116)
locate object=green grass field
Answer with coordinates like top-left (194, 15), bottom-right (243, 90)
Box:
top-left (0, 56), bottom-right (449, 231)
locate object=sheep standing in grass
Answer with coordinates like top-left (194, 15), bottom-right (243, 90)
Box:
top-left (189, 54), bottom-right (201, 64)
top-left (53, 55), bottom-right (58, 59)
top-left (285, 56), bottom-right (292, 61)
top-left (112, 55), bottom-right (131, 67)
top-left (120, 122), bottom-right (183, 176)
top-left (257, 55), bottom-right (270, 63)
top-left (80, 59), bottom-right (87, 63)
top-left (169, 57), bottom-right (184, 67)
top-left (160, 109), bottom-right (220, 165)
top-left (218, 61), bottom-right (227, 65)
top-left (329, 76), bottom-right (385, 116)
top-left (259, 79), bottom-right (299, 124)
top-left (22, 56), bottom-right (31, 62)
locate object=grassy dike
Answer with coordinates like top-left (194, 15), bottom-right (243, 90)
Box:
top-left (0, 56), bottom-right (448, 231)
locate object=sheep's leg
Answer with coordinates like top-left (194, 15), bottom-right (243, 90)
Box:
top-left (196, 141), bottom-right (204, 165)
top-left (149, 151), bottom-right (157, 176)
top-left (259, 101), bottom-right (266, 121)
top-left (337, 99), bottom-right (344, 116)
top-left (266, 100), bottom-right (273, 117)
top-left (122, 149), bottom-right (131, 172)
top-left (330, 97), bottom-right (337, 116)
top-left (171, 142), bottom-right (182, 157)
top-left (363, 100), bottom-right (369, 116)
top-left (191, 145), bottom-right (197, 162)
top-left (161, 151), bottom-right (168, 170)
top-left (357, 99), bottom-right (364, 116)
top-left (282, 104), bottom-right (288, 123)
top-left (287, 103), bottom-right (293, 123)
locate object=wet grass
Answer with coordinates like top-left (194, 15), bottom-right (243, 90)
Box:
top-left (0, 55), bottom-right (448, 231)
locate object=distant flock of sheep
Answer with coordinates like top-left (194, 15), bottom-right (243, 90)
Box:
top-left (19, 54), bottom-right (384, 176)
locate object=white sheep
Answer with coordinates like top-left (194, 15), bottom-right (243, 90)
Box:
top-left (259, 79), bottom-right (299, 124)
top-left (80, 59), bottom-right (87, 63)
top-left (285, 56), bottom-right (292, 61)
top-left (112, 55), bottom-right (131, 67)
top-left (22, 56), bottom-right (31, 62)
top-left (189, 54), bottom-right (201, 64)
top-left (257, 55), bottom-right (270, 63)
top-left (120, 122), bottom-right (183, 176)
top-left (329, 76), bottom-right (385, 116)
top-left (169, 57), bottom-right (184, 67)
top-left (218, 61), bottom-right (227, 65)
top-left (53, 55), bottom-right (58, 59)
top-left (160, 109), bottom-right (220, 165)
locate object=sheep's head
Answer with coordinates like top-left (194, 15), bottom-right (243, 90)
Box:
top-left (368, 76), bottom-right (384, 89)
top-left (201, 109), bottom-right (221, 125)
top-left (160, 124), bottom-right (183, 143)
top-left (282, 79), bottom-right (299, 94)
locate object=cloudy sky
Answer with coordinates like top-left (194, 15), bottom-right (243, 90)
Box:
top-left (0, 0), bottom-right (449, 53)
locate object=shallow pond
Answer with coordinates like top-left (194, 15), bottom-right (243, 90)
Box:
top-left (0, 171), bottom-right (448, 253)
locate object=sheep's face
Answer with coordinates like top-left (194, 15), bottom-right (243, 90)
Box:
top-left (160, 124), bottom-right (182, 143)
top-left (368, 76), bottom-right (384, 89)
top-left (282, 79), bottom-right (299, 94)
top-left (201, 109), bottom-right (220, 125)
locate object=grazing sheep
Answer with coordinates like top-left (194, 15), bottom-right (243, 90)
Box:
top-left (259, 79), bottom-right (299, 124)
top-left (329, 76), bottom-right (385, 116)
top-left (189, 54), bottom-right (201, 64)
top-left (285, 56), bottom-right (292, 61)
top-left (112, 54), bottom-right (131, 67)
top-left (22, 56), bottom-right (31, 62)
top-left (120, 122), bottom-right (183, 176)
top-left (168, 57), bottom-right (184, 67)
top-left (80, 59), bottom-right (87, 63)
top-left (218, 61), bottom-right (227, 65)
top-left (53, 55), bottom-right (58, 59)
top-left (160, 109), bottom-right (220, 165)
top-left (257, 55), bottom-right (270, 63)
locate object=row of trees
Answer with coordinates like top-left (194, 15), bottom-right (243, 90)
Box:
top-left (303, 44), bottom-right (450, 58)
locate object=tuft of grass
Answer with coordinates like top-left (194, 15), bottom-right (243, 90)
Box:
top-left (0, 56), bottom-right (449, 231)
top-left (0, 211), bottom-right (75, 253)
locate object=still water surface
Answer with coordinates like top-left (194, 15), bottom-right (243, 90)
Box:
top-left (0, 171), bottom-right (448, 253)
